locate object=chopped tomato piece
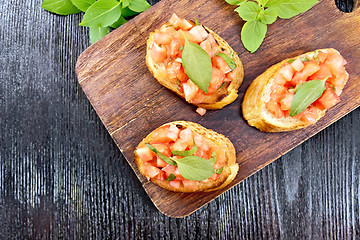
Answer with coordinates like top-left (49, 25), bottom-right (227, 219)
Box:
top-left (145, 164), bottom-right (163, 178)
top-left (225, 70), bottom-right (236, 81)
top-left (179, 128), bottom-right (194, 147)
top-left (273, 74), bottom-right (287, 86)
top-left (194, 134), bottom-right (210, 152)
top-left (290, 58), bottom-right (304, 72)
top-left (136, 146), bottom-right (155, 161)
top-left (194, 147), bottom-right (210, 159)
top-left (177, 67), bottom-right (188, 82)
top-left (207, 67), bottom-right (225, 94)
top-left (171, 139), bottom-right (188, 151)
top-left (266, 100), bottom-right (284, 118)
top-left (271, 84), bottom-right (287, 95)
top-left (212, 56), bottom-right (231, 74)
top-left (150, 43), bottom-right (167, 63)
top-left (212, 147), bottom-right (226, 169)
top-left (169, 13), bottom-right (193, 30)
top-left (279, 64), bottom-right (295, 81)
top-left (325, 50), bottom-right (345, 76)
top-left (329, 71), bottom-right (348, 88)
top-left (279, 92), bottom-right (294, 111)
top-left (156, 157), bottom-right (168, 168)
top-left (290, 61), bottom-right (320, 86)
top-left (183, 79), bottom-right (200, 102)
top-left (162, 165), bottom-right (177, 177)
top-left (160, 25), bottom-right (177, 37)
top-left (317, 88), bottom-right (340, 109)
top-left (209, 173), bottom-right (219, 181)
top-left (167, 124), bottom-right (180, 141)
top-left (166, 61), bottom-right (181, 79)
top-left (169, 180), bottom-right (182, 189)
top-left (294, 106), bottom-right (319, 124)
top-left (168, 39), bottom-right (181, 58)
top-left (196, 107), bottom-right (207, 116)
top-left (309, 63), bottom-right (332, 80)
top-left (317, 51), bottom-right (328, 63)
top-left (200, 38), bottom-right (213, 58)
top-left (154, 32), bottom-right (172, 45)
top-left (150, 125), bottom-right (174, 143)
top-left (207, 34), bottom-right (217, 48)
top-left (151, 143), bottom-right (172, 157)
top-left (189, 25), bottom-right (209, 43)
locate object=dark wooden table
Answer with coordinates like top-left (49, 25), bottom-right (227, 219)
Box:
top-left (0, 0), bottom-right (358, 239)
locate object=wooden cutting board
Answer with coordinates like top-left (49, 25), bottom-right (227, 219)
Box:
top-left (76, 0), bottom-right (360, 218)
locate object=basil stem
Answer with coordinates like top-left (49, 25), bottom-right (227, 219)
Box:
top-left (145, 143), bottom-right (177, 166)
top-left (217, 52), bottom-right (237, 71)
top-left (171, 145), bottom-right (198, 157)
top-left (215, 167), bottom-right (223, 174)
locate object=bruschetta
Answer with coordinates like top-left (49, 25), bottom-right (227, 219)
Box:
top-left (243, 48), bottom-right (349, 132)
top-left (146, 14), bottom-right (244, 115)
top-left (134, 121), bottom-right (239, 192)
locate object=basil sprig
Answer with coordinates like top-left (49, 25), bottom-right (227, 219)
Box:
top-left (217, 53), bottom-right (237, 71)
top-left (290, 77), bottom-right (328, 117)
top-left (226, 0), bottom-right (318, 53)
top-left (145, 143), bottom-right (220, 181)
top-left (182, 39), bottom-right (213, 94)
top-left (166, 174), bottom-right (176, 181)
top-left (41, 0), bottom-right (151, 44)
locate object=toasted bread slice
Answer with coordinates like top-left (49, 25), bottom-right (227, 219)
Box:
top-left (146, 16), bottom-right (244, 110)
top-left (243, 48), bottom-right (348, 132)
top-left (134, 121), bottom-right (238, 192)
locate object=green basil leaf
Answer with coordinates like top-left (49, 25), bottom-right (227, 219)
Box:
top-left (266, 0), bottom-right (318, 19)
top-left (258, 0), bottom-right (269, 6)
top-left (166, 174), bottom-right (176, 181)
top-left (122, 0), bottom-right (130, 8)
top-left (215, 167), bottom-right (224, 174)
top-left (287, 59), bottom-right (295, 63)
top-left (241, 20), bottom-right (267, 53)
top-left (195, 17), bottom-right (200, 26)
top-left (209, 151), bottom-right (217, 164)
top-left (42, 0), bottom-right (81, 15)
top-left (290, 78), bottom-right (327, 117)
top-left (226, 0), bottom-right (247, 5)
top-left (176, 156), bottom-right (215, 181)
top-left (217, 52), bottom-right (237, 71)
top-left (235, 1), bottom-right (261, 22)
top-left (182, 40), bottom-right (213, 93)
top-left (301, 56), bottom-right (310, 62)
top-left (145, 143), bottom-right (177, 166)
top-left (79, 0), bottom-right (121, 27)
top-left (70, 0), bottom-right (95, 12)
top-left (313, 50), bottom-right (320, 62)
top-left (128, 0), bottom-right (151, 12)
top-left (171, 145), bottom-right (198, 157)
top-left (258, 7), bottom-right (277, 24)
top-left (89, 26), bottom-right (110, 44)
top-left (110, 16), bottom-right (127, 28)
top-left (121, 6), bottom-right (137, 16)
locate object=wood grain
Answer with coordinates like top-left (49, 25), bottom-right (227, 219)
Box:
top-left (76, 0), bottom-right (360, 217)
top-left (1, 0), bottom-right (360, 239)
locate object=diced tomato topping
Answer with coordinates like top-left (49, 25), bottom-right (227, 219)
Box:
top-left (329, 70), bottom-right (348, 88)
top-left (207, 34), bottom-right (217, 48)
top-left (279, 64), bottom-right (295, 81)
top-left (273, 74), bottom-right (287, 86)
top-left (183, 79), bottom-right (200, 102)
top-left (162, 165), bottom-right (177, 177)
top-left (171, 139), bottom-right (188, 151)
top-left (309, 63), bottom-right (332, 80)
top-left (145, 164), bottom-right (163, 178)
top-left (179, 128), bottom-right (194, 146)
top-left (317, 51), bottom-right (328, 63)
top-left (200, 38), bottom-right (213, 58)
top-left (189, 25), bottom-right (208, 43)
top-left (156, 157), bottom-right (168, 168)
top-left (290, 58), bottom-right (304, 72)
top-left (194, 134), bottom-right (210, 152)
top-left (150, 125), bottom-right (174, 143)
top-left (196, 107), bottom-right (207, 116)
top-left (168, 39), bottom-right (181, 58)
top-left (266, 100), bottom-right (284, 118)
top-left (212, 56), bottom-right (231, 74)
top-left (154, 32), bottom-right (172, 45)
top-left (207, 67), bottom-right (225, 94)
top-left (151, 143), bottom-right (172, 157)
top-left (166, 61), bottom-right (181, 79)
top-left (212, 147), bottom-right (226, 169)
top-left (294, 106), bottom-right (319, 124)
top-left (160, 25), bottom-right (177, 37)
top-left (167, 124), bottom-right (180, 141)
top-left (271, 84), bottom-right (287, 95)
top-left (150, 43), bottom-right (167, 63)
top-left (169, 13), bottom-right (193, 30)
top-left (177, 67), bottom-right (188, 82)
top-left (290, 61), bottom-right (320, 86)
top-left (225, 70), bottom-right (236, 81)
top-left (169, 180), bottom-right (182, 189)
top-left (136, 146), bottom-right (155, 161)
top-left (209, 173), bottom-right (220, 181)
top-left (317, 88), bottom-right (340, 109)
top-left (325, 50), bottom-right (345, 76)
top-left (279, 92), bottom-right (294, 111)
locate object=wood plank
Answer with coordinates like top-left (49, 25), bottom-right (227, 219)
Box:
top-left (76, 0), bottom-right (360, 217)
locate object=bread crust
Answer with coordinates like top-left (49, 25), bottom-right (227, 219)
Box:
top-left (242, 48), bottom-right (348, 132)
top-left (146, 23), bottom-right (244, 110)
top-left (134, 121), bottom-right (239, 192)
